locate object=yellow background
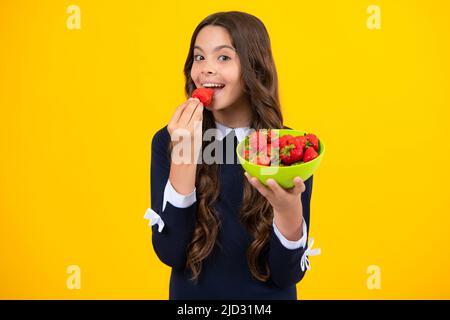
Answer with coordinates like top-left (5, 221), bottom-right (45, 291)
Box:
top-left (1, 0), bottom-right (449, 299)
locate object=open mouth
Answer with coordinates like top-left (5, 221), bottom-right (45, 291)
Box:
top-left (211, 87), bottom-right (225, 95)
top-left (202, 83), bottom-right (225, 95)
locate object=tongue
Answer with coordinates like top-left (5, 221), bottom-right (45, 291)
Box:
top-left (212, 87), bottom-right (224, 94)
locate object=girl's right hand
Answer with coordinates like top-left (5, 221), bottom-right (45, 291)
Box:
top-left (167, 97), bottom-right (204, 163)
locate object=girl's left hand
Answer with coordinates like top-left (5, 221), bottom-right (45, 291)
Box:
top-left (244, 173), bottom-right (306, 214)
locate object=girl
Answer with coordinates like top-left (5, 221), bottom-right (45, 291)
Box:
top-left (144, 11), bottom-right (320, 300)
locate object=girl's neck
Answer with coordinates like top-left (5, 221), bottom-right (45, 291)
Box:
top-left (212, 94), bottom-right (252, 129)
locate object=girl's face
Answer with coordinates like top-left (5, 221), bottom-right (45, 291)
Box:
top-left (191, 25), bottom-right (245, 111)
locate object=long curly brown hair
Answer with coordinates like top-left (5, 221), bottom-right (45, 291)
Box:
top-left (171, 11), bottom-right (284, 282)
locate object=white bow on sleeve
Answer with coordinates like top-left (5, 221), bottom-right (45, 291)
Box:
top-left (143, 208), bottom-right (165, 233)
top-left (300, 237), bottom-right (321, 272)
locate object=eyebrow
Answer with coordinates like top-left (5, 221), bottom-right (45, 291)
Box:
top-left (194, 45), bottom-right (236, 52)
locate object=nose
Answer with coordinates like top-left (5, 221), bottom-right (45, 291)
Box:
top-left (201, 60), bottom-right (217, 75)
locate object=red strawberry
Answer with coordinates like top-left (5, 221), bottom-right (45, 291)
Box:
top-left (279, 135), bottom-right (304, 165)
top-left (191, 88), bottom-right (214, 107)
top-left (294, 135), bottom-right (307, 150)
top-left (254, 152), bottom-right (271, 166)
top-left (305, 133), bottom-right (319, 151)
top-left (268, 129), bottom-right (281, 147)
top-left (278, 135), bottom-right (292, 150)
top-left (246, 147), bottom-right (271, 166)
top-left (285, 147), bottom-right (303, 165)
top-left (242, 148), bottom-right (250, 161)
top-left (267, 129), bottom-right (273, 143)
top-left (249, 130), bottom-right (269, 152)
top-left (303, 147), bottom-right (319, 163)
top-left (280, 134), bottom-right (294, 142)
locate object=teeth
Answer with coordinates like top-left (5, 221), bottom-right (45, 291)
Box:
top-left (203, 83), bottom-right (225, 88)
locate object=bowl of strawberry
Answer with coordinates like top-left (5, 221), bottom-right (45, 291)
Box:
top-left (236, 129), bottom-right (325, 189)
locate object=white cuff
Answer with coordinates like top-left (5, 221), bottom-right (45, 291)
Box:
top-left (273, 216), bottom-right (308, 250)
top-left (273, 217), bottom-right (321, 271)
top-left (143, 208), bottom-right (165, 232)
top-left (143, 181), bottom-right (196, 233)
top-left (163, 179), bottom-right (197, 211)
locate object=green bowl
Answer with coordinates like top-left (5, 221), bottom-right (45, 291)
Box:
top-left (236, 129), bottom-right (325, 188)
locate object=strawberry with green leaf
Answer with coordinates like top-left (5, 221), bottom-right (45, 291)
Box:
top-left (279, 135), bottom-right (304, 165)
top-left (305, 133), bottom-right (319, 151)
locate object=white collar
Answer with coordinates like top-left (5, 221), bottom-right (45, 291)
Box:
top-left (214, 121), bottom-right (251, 143)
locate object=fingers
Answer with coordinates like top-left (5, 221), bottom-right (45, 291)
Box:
top-left (187, 100), bottom-right (204, 125)
top-left (168, 100), bottom-right (193, 136)
top-left (180, 98), bottom-right (201, 126)
top-left (170, 99), bottom-right (191, 125)
top-left (291, 177), bottom-right (306, 195)
top-left (244, 173), bottom-right (305, 197)
top-left (266, 178), bottom-right (284, 195)
top-left (244, 172), bottom-right (272, 199)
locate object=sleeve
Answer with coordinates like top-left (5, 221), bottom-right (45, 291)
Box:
top-left (163, 179), bottom-right (197, 210)
top-left (143, 126), bottom-right (198, 270)
top-left (267, 175), bottom-right (321, 288)
top-left (272, 216), bottom-right (307, 250)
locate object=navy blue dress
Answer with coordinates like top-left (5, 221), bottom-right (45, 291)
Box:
top-left (149, 125), bottom-right (313, 299)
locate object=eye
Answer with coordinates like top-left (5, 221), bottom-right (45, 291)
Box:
top-left (193, 54), bottom-right (230, 62)
top-left (194, 55), bottom-right (204, 61)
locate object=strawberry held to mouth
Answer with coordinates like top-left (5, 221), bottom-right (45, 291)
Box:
top-left (203, 82), bottom-right (226, 97)
top-left (191, 83), bottom-right (226, 107)
top-left (191, 88), bottom-right (214, 107)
